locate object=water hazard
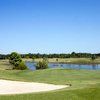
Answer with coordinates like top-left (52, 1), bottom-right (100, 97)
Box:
top-left (26, 62), bottom-right (100, 70)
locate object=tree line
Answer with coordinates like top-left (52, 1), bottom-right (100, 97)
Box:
top-left (0, 52), bottom-right (100, 59)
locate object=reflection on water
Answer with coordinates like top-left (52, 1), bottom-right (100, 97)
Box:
top-left (26, 62), bottom-right (100, 70)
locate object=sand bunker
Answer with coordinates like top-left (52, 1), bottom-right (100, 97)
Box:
top-left (0, 80), bottom-right (68, 95)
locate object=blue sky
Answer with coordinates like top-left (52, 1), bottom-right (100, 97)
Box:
top-left (0, 0), bottom-right (100, 54)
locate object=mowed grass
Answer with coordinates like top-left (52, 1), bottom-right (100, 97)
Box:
top-left (0, 84), bottom-right (100, 100)
top-left (0, 69), bottom-right (100, 85)
top-left (0, 60), bottom-right (100, 100)
top-left (0, 69), bottom-right (100, 100)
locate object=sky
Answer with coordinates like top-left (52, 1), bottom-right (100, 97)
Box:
top-left (0, 0), bottom-right (100, 54)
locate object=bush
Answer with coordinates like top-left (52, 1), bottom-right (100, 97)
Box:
top-left (36, 59), bottom-right (48, 70)
top-left (17, 62), bottom-right (27, 70)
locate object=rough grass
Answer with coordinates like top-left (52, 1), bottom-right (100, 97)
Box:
top-left (0, 60), bottom-right (12, 70)
top-left (23, 57), bottom-right (100, 64)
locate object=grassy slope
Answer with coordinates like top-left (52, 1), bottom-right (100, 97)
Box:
top-left (0, 69), bottom-right (100, 100)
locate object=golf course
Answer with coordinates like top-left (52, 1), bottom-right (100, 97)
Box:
top-left (0, 59), bottom-right (100, 100)
top-left (0, 0), bottom-right (100, 99)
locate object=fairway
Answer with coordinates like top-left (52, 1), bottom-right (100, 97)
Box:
top-left (0, 0), bottom-right (100, 99)
top-left (0, 68), bottom-right (100, 100)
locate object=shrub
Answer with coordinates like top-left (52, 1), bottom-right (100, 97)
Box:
top-left (56, 58), bottom-right (58, 62)
top-left (91, 55), bottom-right (97, 61)
top-left (36, 59), bottom-right (48, 70)
top-left (17, 62), bottom-right (27, 70)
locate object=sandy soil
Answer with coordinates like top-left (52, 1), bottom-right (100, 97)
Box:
top-left (0, 80), bottom-right (68, 95)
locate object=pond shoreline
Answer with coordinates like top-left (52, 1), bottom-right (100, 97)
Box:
top-left (26, 62), bottom-right (100, 70)
top-left (25, 61), bottom-right (100, 65)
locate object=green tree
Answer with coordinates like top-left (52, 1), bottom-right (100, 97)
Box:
top-left (91, 55), bottom-right (97, 61)
top-left (9, 52), bottom-right (27, 70)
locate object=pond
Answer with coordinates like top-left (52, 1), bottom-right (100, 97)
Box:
top-left (26, 62), bottom-right (100, 70)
